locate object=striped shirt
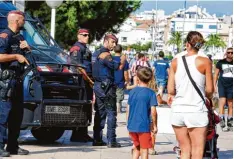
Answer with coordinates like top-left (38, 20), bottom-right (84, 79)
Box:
top-left (130, 60), bottom-right (150, 77)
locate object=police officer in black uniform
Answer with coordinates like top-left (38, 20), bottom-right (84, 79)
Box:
top-left (0, 10), bottom-right (30, 157)
top-left (92, 34), bottom-right (126, 148)
top-left (69, 28), bottom-right (93, 142)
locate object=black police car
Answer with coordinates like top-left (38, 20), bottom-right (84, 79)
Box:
top-left (0, 2), bottom-right (92, 142)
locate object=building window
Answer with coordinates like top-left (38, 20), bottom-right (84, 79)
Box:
top-left (196, 24), bottom-right (203, 29)
top-left (141, 38), bottom-right (145, 40)
top-left (121, 37), bottom-right (127, 42)
top-left (209, 25), bottom-right (217, 29)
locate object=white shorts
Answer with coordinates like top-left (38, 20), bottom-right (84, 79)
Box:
top-left (171, 112), bottom-right (209, 128)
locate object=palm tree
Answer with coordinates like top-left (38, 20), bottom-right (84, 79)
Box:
top-left (204, 34), bottom-right (226, 53)
top-left (167, 31), bottom-right (183, 54)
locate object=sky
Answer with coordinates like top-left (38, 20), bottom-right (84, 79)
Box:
top-left (137, 1), bottom-right (233, 16)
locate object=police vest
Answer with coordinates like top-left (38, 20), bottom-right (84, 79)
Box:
top-left (92, 47), bottom-right (113, 82)
top-left (72, 42), bottom-right (92, 73)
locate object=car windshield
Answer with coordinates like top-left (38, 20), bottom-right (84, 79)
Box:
top-left (31, 45), bottom-right (68, 64)
top-left (0, 2), bottom-right (82, 67)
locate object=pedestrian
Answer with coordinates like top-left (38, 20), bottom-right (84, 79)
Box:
top-left (127, 65), bottom-right (166, 106)
top-left (153, 51), bottom-right (169, 98)
top-left (113, 44), bottom-right (129, 113)
top-left (92, 34), bottom-right (126, 147)
top-left (213, 47), bottom-right (233, 131)
top-left (69, 28), bottom-right (94, 142)
top-left (128, 53), bottom-right (150, 90)
top-left (130, 53), bottom-right (150, 78)
top-left (126, 67), bottom-right (158, 159)
top-left (0, 10), bottom-right (30, 157)
top-left (129, 53), bottom-right (139, 84)
top-left (167, 31), bottom-right (214, 159)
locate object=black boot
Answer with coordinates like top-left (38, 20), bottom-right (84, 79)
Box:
top-left (83, 134), bottom-right (94, 142)
top-left (107, 142), bottom-right (121, 148)
top-left (0, 149), bottom-right (10, 157)
top-left (70, 127), bottom-right (93, 142)
top-left (70, 135), bottom-right (93, 142)
top-left (92, 140), bottom-right (107, 146)
top-left (7, 147), bottom-right (29, 155)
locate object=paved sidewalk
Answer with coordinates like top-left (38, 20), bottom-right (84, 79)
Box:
top-left (3, 112), bottom-right (232, 159)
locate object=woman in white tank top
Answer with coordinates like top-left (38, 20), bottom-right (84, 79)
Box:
top-left (167, 31), bottom-right (214, 159)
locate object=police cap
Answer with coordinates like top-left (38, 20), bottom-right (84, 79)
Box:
top-left (78, 28), bottom-right (89, 34)
top-left (104, 34), bottom-right (118, 44)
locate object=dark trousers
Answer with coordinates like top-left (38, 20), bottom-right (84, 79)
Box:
top-left (93, 87), bottom-right (117, 143)
top-left (0, 99), bottom-right (23, 150)
top-left (0, 81), bottom-right (23, 151)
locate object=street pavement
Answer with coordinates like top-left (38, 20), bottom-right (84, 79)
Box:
top-left (2, 94), bottom-right (233, 159)
top-left (3, 112), bottom-right (232, 159)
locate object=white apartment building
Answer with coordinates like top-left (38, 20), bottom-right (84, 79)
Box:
top-left (117, 18), bottom-right (152, 45)
top-left (116, 10), bottom-right (167, 53)
top-left (166, 5), bottom-right (232, 58)
top-left (170, 6), bottom-right (219, 38)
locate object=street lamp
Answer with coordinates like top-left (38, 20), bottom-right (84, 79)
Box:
top-left (46, 0), bottom-right (63, 39)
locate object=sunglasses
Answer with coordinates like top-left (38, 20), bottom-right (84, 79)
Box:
top-left (79, 34), bottom-right (89, 37)
top-left (227, 51), bottom-right (233, 54)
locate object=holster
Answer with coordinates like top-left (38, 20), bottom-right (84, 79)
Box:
top-left (94, 79), bottom-right (116, 110)
top-left (0, 69), bottom-right (15, 101)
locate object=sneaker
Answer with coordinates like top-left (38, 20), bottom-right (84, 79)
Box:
top-left (0, 149), bottom-right (10, 157)
top-left (92, 140), bottom-right (107, 146)
top-left (7, 147), bottom-right (29, 155)
top-left (220, 117), bottom-right (226, 128)
top-left (227, 118), bottom-right (233, 128)
top-left (107, 142), bottom-right (121, 148)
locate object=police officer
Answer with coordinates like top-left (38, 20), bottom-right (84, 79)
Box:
top-left (69, 28), bottom-right (93, 142)
top-left (0, 10), bottom-right (30, 157)
top-left (92, 34), bottom-right (126, 148)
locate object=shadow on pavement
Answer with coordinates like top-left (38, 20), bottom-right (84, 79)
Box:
top-left (29, 147), bottom-right (97, 155)
top-left (157, 150), bottom-right (175, 155)
top-left (117, 122), bottom-right (126, 127)
top-left (116, 137), bottom-right (132, 147)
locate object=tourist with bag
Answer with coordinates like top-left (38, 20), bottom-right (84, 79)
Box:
top-left (167, 31), bottom-right (214, 159)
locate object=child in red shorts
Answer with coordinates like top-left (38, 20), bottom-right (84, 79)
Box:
top-left (126, 67), bottom-right (158, 159)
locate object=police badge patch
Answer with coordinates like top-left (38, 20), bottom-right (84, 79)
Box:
top-left (0, 33), bottom-right (8, 38)
top-left (71, 50), bottom-right (78, 56)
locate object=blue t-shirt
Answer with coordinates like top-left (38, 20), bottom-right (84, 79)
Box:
top-left (113, 56), bottom-right (129, 88)
top-left (153, 59), bottom-right (169, 80)
top-left (127, 87), bottom-right (158, 132)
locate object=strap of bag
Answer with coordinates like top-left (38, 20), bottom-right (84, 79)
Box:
top-left (182, 56), bottom-right (206, 104)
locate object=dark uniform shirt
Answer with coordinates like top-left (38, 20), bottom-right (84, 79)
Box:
top-left (0, 28), bottom-right (25, 73)
top-left (92, 46), bottom-right (120, 83)
top-left (70, 42), bottom-right (92, 74)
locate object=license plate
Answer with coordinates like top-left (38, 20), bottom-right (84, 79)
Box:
top-left (45, 106), bottom-right (70, 114)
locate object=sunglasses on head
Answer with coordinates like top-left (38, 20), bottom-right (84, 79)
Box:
top-left (227, 51), bottom-right (233, 54)
top-left (80, 34), bottom-right (89, 37)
